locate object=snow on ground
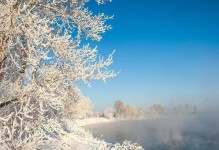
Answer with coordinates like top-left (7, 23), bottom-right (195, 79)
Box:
top-left (60, 117), bottom-right (144, 150)
top-left (74, 117), bottom-right (115, 127)
top-left (60, 118), bottom-right (109, 149)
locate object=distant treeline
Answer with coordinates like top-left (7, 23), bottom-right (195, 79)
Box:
top-left (102, 100), bottom-right (198, 119)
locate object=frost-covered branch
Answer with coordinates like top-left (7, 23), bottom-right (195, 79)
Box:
top-left (0, 0), bottom-right (117, 149)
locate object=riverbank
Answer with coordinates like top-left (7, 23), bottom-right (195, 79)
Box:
top-left (74, 117), bottom-right (147, 127)
top-left (74, 117), bottom-right (115, 127)
top-left (75, 116), bottom-right (169, 127)
top-left (61, 118), bottom-right (144, 150)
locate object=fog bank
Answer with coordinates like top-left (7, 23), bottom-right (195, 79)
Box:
top-left (86, 114), bottom-right (219, 150)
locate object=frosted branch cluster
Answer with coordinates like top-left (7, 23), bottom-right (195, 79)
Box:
top-left (0, 0), bottom-right (118, 149)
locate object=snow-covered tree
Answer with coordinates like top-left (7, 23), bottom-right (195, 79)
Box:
top-left (0, 0), bottom-right (116, 149)
top-left (123, 104), bottom-right (136, 118)
top-left (62, 86), bottom-right (93, 119)
top-left (136, 107), bottom-right (146, 118)
top-left (114, 100), bottom-right (125, 118)
top-left (149, 104), bottom-right (164, 117)
top-left (104, 107), bottom-right (114, 119)
top-left (172, 104), bottom-right (198, 115)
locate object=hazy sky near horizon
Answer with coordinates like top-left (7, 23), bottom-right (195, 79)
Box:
top-left (80, 0), bottom-right (219, 111)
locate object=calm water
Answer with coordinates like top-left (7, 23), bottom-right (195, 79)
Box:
top-left (85, 115), bottom-right (219, 150)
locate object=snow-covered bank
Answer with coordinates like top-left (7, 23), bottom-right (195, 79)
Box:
top-left (74, 117), bottom-right (155, 127)
top-left (75, 116), bottom-right (164, 127)
top-left (75, 117), bottom-right (152, 127)
top-left (61, 118), bottom-right (143, 150)
top-left (75, 117), bottom-right (115, 127)
top-left (65, 117), bottom-right (187, 149)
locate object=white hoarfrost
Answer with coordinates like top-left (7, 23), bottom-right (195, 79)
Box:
top-left (63, 86), bottom-right (93, 119)
top-left (0, 0), bottom-right (143, 149)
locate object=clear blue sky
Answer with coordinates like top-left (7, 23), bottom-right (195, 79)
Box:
top-left (81, 0), bottom-right (219, 111)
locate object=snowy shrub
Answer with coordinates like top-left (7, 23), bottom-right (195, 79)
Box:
top-left (104, 107), bottom-right (115, 119)
top-left (63, 86), bottom-right (93, 119)
top-left (136, 108), bottom-right (146, 118)
top-left (109, 141), bottom-right (143, 150)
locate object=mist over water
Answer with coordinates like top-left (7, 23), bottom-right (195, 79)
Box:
top-left (85, 114), bottom-right (219, 150)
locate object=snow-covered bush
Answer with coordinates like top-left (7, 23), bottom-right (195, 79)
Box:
top-left (136, 107), bottom-right (146, 118)
top-left (114, 100), bottom-right (125, 118)
top-left (104, 107), bottom-right (115, 119)
top-left (114, 100), bottom-right (140, 119)
top-left (123, 104), bottom-right (136, 118)
top-left (109, 141), bottom-right (143, 150)
top-left (63, 86), bottom-right (93, 119)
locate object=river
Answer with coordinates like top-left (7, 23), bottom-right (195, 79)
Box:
top-left (85, 115), bottom-right (219, 150)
